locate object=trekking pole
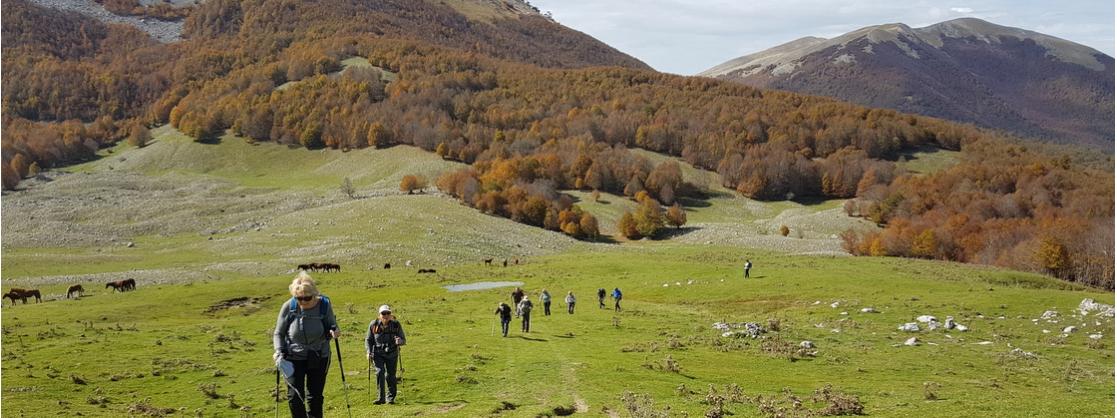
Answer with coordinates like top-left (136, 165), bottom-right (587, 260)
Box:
top-left (367, 356), bottom-right (372, 400)
top-left (274, 367), bottom-right (280, 418)
top-left (334, 339), bottom-right (353, 418)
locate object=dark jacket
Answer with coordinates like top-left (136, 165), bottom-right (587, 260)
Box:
top-left (495, 304), bottom-right (512, 321)
top-left (273, 297), bottom-right (338, 360)
top-left (365, 318), bottom-right (406, 356)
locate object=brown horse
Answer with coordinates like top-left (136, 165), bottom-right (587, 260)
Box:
top-left (106, 280), bottom-right (135, 292)
top-left (4, 289), bottom-right (42, 305)
top-left (67, 284), bottom-right (85, 299)
top-left (483, 258), bottom-right (494, 266)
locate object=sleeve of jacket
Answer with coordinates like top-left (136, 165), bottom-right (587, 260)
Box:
top-left (395, 321), bottom-right (406, 346)
top-left (364, 320), bottom-right (375, 354)
top-left (273, 301), bottom-right (290, 353)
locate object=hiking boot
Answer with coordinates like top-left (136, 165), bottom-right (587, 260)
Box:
top-left (373, 399), bottom-right (386, 405)
top-left (388, 400), bottom-right (396, 405)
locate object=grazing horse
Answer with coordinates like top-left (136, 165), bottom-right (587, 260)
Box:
top-left (483, 258), bottom-right (493, 266)
top-left (514, 258), bottom-right (519, 265)
top-left (4, 289), bottom-right (42, 304)
top-left (67, 284), bottom-right (85, 299)
top-left (328, 263), bottom-right (341, 273)
top-left (106, 280), bottom-right (133, 292)
top-left (417, 269), bottom-right (437, 274)
top-left (383, 263), bottom-right (391, 270)
top-left (297, 264), bottom-right (312, 271)
top-left (503, 259), bottom-right (508, 267)
top-left (123, 278), bottom-right (136, 291)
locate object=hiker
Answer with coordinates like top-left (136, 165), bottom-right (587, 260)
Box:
top-left (744, 259), bottom-right (752, 278)
top-left (494, 302), bottom-right (513, 337)
top-left (512, 287), bottom-right (525, 317)
top-left (565, 291), bottom-right (576, 314)
top-left (518, 296), bottom-right (534, 333)
top-left (597, 288), bottom-right (606, 309)
top-left (273, 272), bottom-right (339, 418)
top-left (540, 289), bottom-right (552, 316)
top-left (612, 287), bottom-right (623, 312)
top-left (365, 305), bottom-right (406, 405)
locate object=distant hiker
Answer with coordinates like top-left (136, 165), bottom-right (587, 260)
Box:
top-left (540, 289), bottom-right (552, 316)
top-left (612, 288), bottom-right (623, 312)
top-left (518, 297), bottom-right (534, 333)
top-left (495, 302), bottom-right (513, 337)
top-left (744, 259), bottom-right (752, 278)
top-left (565, 291), bottom-right (576, 314)
top-left (273, 272), bottom-right (340, 418)
top-left (512, 287), bottom-right (525, 317)
top-left (597, 288), bottom-right (607, 309)
top-left (365, 305), bottom-right (406, 405)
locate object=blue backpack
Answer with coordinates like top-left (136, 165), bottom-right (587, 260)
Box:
top-left (287, 295), bottom-right (335, 335)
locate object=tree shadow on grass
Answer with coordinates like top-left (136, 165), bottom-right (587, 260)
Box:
top-left (655, 226), bottom-right (702, 239)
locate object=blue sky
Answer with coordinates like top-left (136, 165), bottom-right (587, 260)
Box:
top-left (531, 0), bottom-right (1116, 74)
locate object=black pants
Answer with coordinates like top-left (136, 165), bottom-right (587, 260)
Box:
top-left (614, 298), bottom-right (622, 312)
top-left (521, 312), bottom-right (531, 332)
top-left (544, 301), bottom-right (551, 316)
top-left (287, 352), bottom-right (330, 418)
top-left (598, 297), bottom-right (605, 309)
top-left (567, 302), bottom-right (575, 314)
top-left (744, 269), bottom-right (750, 278)
top-left (500, 319), bottom-right (510, 337)
top-left (372, 351), bottom-right (399, 402)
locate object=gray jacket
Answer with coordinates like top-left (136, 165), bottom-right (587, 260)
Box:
top-left (273, 297), bottom-right (338, 360)
top-left (365, 319), bottom-right (406, 357)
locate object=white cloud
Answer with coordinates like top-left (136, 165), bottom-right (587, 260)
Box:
top-left (950, 7), bottom-right (975, 13)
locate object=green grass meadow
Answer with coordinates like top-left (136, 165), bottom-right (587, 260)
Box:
top-left (2, 129), bottom-right (1112, 417)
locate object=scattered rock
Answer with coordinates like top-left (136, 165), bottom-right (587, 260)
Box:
top-left (1078, 299), bottom-right (1115, 317)
top-left (125, 241), bottom-right (135, 247)
top-left (974, 341), bottom-right (993, 345)
top-left (1088, 333), bottom-right (1103, 340)
top-left (898, 323), bottom-right (920, 332)
top-left (839, 311), bottom-right (848, 316)
top-left (955, 324), bottom-right (968, 332)
top-left (860, 307), bottom-right (877, 313)
top-left (1040, 310), bottom-right (1058, 320)
top-left (830, 301), bottom-right (840, 308)
top-left (1062, 326), bottom-right (1077, 334)
top-left (916, 315), bottom-right (936, 323)
top-left (1009, 348), bottom-right (1037, 359)
top-left (799, 341), bottom-right (815, 349)
top-left (904, 337), bottom-right (919, 346)
top-left (927, 320), bottom-right (941, 331)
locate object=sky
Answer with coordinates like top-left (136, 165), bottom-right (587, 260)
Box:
top-left (530, 0), bottom-right (1116, 75)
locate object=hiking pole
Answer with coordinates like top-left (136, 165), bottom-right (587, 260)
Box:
top-left (334, 339), bottom-right (353, 418)
top-left (274, 367), bottom-right (280, 418)
top-left (367, 356), bottom-right (372, 401)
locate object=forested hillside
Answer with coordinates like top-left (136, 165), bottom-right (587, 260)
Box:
top-left (1, 0), bottom-right (1111, 288)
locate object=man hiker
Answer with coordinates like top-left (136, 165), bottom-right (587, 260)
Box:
top-left (611, 287), bottom-right (623, 312)
top-left (365, 305), bottom-right (406, 405)
top-left (512, 287), bottom-right (525, 317)
top-left (273, 272), bottom-right (340, 418)
top-left (744, 259), bottom-right (752, 278)
top-left (540, 289), bottom-right (552, 316)
top-left (565, 291), bottom-right (576, 314)
top-left (518, 296), bottom-right (534, 333)
top-left (597, 288), bottom-right (606, 309)
top-left (494, 302), bottom-right (512, 337)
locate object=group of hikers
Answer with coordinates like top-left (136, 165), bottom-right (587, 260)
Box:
top-left (273, 272), bottom-right (406, 417)
top-left (273, 260), bottom-right (754, 416)
top-left (494, 286), bottom-right (622, 337)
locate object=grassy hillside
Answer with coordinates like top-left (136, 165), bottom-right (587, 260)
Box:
top-left (2, 246), bottom-right (1112, 417)
top-left (2, 131), bottom-right (1112, 417)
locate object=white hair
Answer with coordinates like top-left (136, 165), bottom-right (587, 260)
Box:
top-left (289, 271), bottom-right (319, 297)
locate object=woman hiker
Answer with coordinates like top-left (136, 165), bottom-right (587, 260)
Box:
top-left (540, 289), bottom-right (552, 316)
top-left (565, 291), bottom-right (576, 314)
top-left (273, 272), bottom-right (340, 418)
top-left (366, 305), bottom-right (406, 405)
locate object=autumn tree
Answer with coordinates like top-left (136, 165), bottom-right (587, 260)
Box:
top-left (340, 177), bottom-right (355, 199)
top-left (10, 154), bottom-right (30, 178)
top-left (666, 203), bottom-right (687, 229)
top-left (618, 211), bottom-right (640, 240)
top-left (633, 194), bottom-right (665, 238)
top-left (128, 122), bottom-right (152, 148)
top-left (400, 174), bottom-right (427, 194)
top-left (779, 225), bottom-right (790, 237)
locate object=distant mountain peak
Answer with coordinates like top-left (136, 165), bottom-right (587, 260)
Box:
top-left (699, 17), bottom-right (1114, 148)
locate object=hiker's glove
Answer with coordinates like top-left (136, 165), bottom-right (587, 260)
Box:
top-left (329, 330), bottom-right (341, 339)
top-left (273, 351), bottom-right (283, 362)
top-left (367, 352), bottom-right (374, 360)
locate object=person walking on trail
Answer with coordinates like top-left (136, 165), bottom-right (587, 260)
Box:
top-left (494, 302), bottom-right (513, 337)
top-left (365, 305), bottom-right (406, 405)
top-left (512, 287), bottom-right (525, 317)
top-left (518, 296), bottom-right (534, 333)
top-left (597, 288), bottom-right (607, 309)
top-left (611, 287), bottom-right (623, 312)
top-left (540, 289), bottom-right (552, 316)
top-left (744, 259), bottom-right (752, 278)
top-left (273, 272), bottom-right (340, 418)
top-left (565, 291), bottom-right (576, 314)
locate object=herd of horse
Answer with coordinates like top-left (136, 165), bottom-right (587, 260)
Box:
top-left (3, 279), bottom-right (136, 306)
top-left (483, 258), bottom-right (520, 267)
top-left (297, 262), bottom-right (341, 272)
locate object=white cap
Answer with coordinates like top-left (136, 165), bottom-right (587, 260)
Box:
top-left (379, 305), bottom-right (392, 314)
